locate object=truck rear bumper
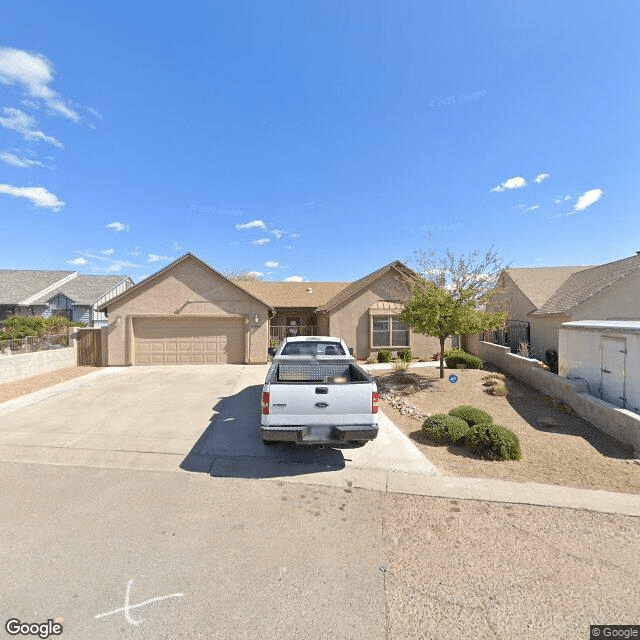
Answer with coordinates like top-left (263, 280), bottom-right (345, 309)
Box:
top-left (261, 424), bottom-right (378, 445)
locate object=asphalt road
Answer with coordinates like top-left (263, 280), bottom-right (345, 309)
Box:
top-left (1, 462), bottom-right (638, 640)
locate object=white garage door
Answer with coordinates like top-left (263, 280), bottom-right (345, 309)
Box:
top-left (134, 317), bottom-right (244, 365)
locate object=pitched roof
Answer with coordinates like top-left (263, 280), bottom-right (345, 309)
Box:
top-left (31, 275), bottom-right (132, 306)
top-left (97, 253), bottom-right (274, 312)
top-left (239, 281), bottom-right (349, 308)
top-left (0, 269), bottom-right (77, 305)
top-left (318, 260), bottom-right (418, 312)
top-left (532, 254), bottom-right (640, 315)
top-left (504, 266), bottom-right (590, 309)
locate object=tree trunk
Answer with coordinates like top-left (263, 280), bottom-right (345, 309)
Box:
top-left (439, 336), bottom-right (446, 379)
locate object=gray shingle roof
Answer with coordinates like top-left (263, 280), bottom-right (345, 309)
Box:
top-left (31, 275), bottom-right (131, 306)
top-left (239, 281), bottom-right (349, 308)
top-left (504, 266), bottom-right (591, 309)
top-left (532, 254), bottom-right (640, 315)
top-left (318, 261), bottom-right (418, 312)
top-left (0, 270), bottom-right (76, 305)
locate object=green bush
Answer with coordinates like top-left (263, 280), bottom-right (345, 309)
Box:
top-left (377, 349), bottom-right (393, 363)
top-left (422, 414), bottom-right (471, 444)
top-left (397, 347), bottom-right (413, 363)
top-left (443, 347), bottom-right (466, 359)
top-left (466, 423), bottom-right (522, 461)
top-left (269, 337), bottom-right (280, 349)
top-left (444, 351), bottom-right (482, 369)
top-left (484, 384), bottom-right (507, 396)
top-left (1, 316), bottom-right (84, 341)
top-left (448, 405), bottom-right (494, 426)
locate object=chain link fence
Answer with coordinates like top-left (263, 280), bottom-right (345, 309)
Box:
top-left (0, 333), bottom-right (70, 357)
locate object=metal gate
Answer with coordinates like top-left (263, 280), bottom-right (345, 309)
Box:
top-left (483, 320), bottom-right (530, 354)
top-left (77, 328), bottom-right (102, 366)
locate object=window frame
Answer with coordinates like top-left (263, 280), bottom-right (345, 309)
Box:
top-left (369, 314), bottom-right (410, 349)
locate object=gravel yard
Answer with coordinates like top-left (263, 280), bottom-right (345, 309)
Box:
top-left (374, 367), bottom-right (640, 494)
top-left (0, 366), bottom-right (96, 404)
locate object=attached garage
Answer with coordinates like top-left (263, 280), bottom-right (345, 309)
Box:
top-left (134, 317), bottom-right (245, 365)
top-left (99, 253), bottom-right (273, 366)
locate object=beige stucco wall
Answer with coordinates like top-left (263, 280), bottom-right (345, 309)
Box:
top-left (528, 270), bottom-right (640, 357)
top-left (104, 258), bottom-right (270, 365)
top-left (488, 273), bottom-right (535, 321)
top-left (326, 270), bottom-right (447, 360)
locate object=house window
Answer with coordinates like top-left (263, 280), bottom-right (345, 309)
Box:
top-left (371, 316), bottom-right (409, 347)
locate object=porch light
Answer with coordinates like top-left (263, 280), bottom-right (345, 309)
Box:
top-left (254, 313), bottom-right (259, 324)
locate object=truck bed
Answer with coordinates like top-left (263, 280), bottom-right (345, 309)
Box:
top-left (271, 362), bottom-right (371, 383)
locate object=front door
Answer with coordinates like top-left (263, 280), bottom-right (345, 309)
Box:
top-left (600, 337), bottom-right (626, 407)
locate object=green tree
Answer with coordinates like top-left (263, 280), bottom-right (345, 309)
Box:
top-left (399, 281), bottom-right (505, 378)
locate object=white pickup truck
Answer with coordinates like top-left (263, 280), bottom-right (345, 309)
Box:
top-left (260, 336), bottom-right (379, 445)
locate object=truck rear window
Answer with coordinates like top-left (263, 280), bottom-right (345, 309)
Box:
top-left (280, 341), bottom-right (346, 356)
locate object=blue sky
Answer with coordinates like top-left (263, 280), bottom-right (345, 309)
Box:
top-left (1, 1), bottom-right (639, 283)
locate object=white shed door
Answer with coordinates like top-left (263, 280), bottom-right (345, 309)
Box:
top-left (600, 337), bottom-right (626, 407)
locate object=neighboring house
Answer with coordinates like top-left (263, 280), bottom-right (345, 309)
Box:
top-left (98, 253), bottom-right (446, 366)
top-left (0, 270), bottom-right (134, 327)
top-left (481, 253), bottom-right (640, 357)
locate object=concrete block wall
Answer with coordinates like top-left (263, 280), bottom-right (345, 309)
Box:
top-left (466, 338), bottom-right (640, 453)
top-left (0, 328), bottom-right (79, 384)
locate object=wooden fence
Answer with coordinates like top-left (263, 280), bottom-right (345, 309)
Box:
top-left (77, 328), bottom-right (102, 366)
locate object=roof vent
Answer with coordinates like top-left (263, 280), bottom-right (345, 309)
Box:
top-left (306, 287), bottom-right (313, 294)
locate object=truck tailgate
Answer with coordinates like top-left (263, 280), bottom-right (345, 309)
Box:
top-left (266, 382), bottom-right (374, 426)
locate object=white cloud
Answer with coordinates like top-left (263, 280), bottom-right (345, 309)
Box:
top-left (0, 151), bottom-right (46, 168)
top-left (490, 176), bottom-right (526, 193)
top-left (100, 248), bottom-right (115, 255)
top-left (290, 233), bottom-right (300, 239)
top-left (148, 254), bottom-right (169, 263)
top-left (235, 219), bottom-right (266, 231)
top-left (271, 228), bottom-right (283, 239)
top-left (265, 260), bottom-right (279, 268)
top-left (523, 204), bottom-right (540, 213)
top-left (66, 257), bottom-right (87, 266)
top-left (534, 173), bottom-right (550, 184)
top-left (0, 183), bottom-right (64, 211)
top-left (284, 245), bottom-right (293, 250)
top-left (106, 221), bottom-right (129, 232)
top-left (251, 238), bottom-right (271, 246)
top-left (0, 47), bottom-right (80, 122)
top-left (284, 275), bottom-right (304, 282)
top-left (172, 242), bottom-right (181, 252)
top-left (127, 248), bottom-right (141, 256)
top-left (574, 188), bottom-right (603, 212)
top-left (0, 107), bottom-right (64, 148)
top-left (248, 271), bottom-right (264, 278)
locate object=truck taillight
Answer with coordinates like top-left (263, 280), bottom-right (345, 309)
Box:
top-left (372, 391), bottom-right (379, 414)
top-left (262, 391), bottom-right (270, 415)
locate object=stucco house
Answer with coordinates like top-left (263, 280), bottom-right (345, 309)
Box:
top-left (481, 253), bottom-right (640, 358)
top-left (98, 253), bottom-right (445, 365)
top-left (0, 269), bottom-right (134, 326)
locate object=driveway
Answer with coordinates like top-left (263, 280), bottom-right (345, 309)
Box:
top-left (0, 365), bottom-right (437, 489)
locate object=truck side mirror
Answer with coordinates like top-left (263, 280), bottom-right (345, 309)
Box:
top-left (268, 347), bottom-right (276, 356)
top-left (348, 347), bottom-right (354, 356)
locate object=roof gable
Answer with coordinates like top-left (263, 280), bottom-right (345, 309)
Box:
top-left (532, 254), bottom-right (640, 315)
top-left (318, 261), bottom-right (418, 312)
top-left (0, 270), bottom-right (77, 305)
top-left (98, 253), bottom-right (274, 312)
top-left (503, 265), bottom-right (591, 309)
top-left (35, 275), bottom-right (132, 306)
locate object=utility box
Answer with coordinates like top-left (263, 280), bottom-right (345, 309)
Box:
top-left (559, 320), bottom-right (640, 414)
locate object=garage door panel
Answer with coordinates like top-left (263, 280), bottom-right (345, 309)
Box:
top-left (134, 317), bottom-right (244, 365)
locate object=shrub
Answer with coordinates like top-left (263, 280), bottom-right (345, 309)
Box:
top-left (393, 360), bottom-right (409, 374)
top-left (443, 347), bottom-right (466, 359)
top-left (269, 337), bottom-right (280, 349)
top-left (449, 405), bottom-right (493, 426)
top-left (397, 347), bottom-right (413, 363)
top-left (431, 352), bottom-right (440, 361)
top-left (482, 372), bottom-right (506, 382)
top-left (444, 351), bottom-right (482, 369)
top-left (484, 384), bottom-right (507, 396)
top-left (365, 356), bottom-right (377, 364)
top-left (466, 423), bottom-right (522, 461)
top-left (422, 414), bottom-right (471, 444)
top-left (482, 379), bottom-right (499, 387)
top-left (1, 315), bottom-right (83, 341)
top-left (377, 349), bottom-right (393, 363)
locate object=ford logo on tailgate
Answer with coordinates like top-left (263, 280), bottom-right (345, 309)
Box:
top-left (314, 402), bottom-right (329, 408)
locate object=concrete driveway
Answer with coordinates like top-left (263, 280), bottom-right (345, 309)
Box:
top-left (0, 365), bottom-right (437, 489)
